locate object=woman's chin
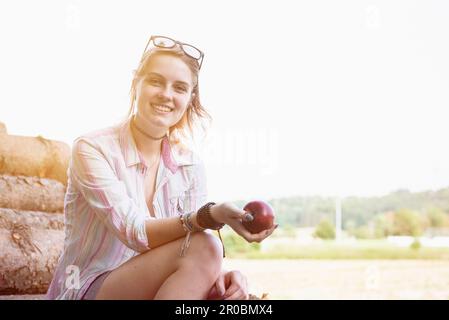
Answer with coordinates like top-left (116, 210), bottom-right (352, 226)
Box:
top-left (137, 114), bottom-right (168, 130)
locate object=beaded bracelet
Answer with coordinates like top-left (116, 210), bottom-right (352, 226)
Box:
top-left (179, 212), bottom-right (205, 257)
top-left (179, 214), bottom-right (192, 257)
top-left (178, 204), bottom-right (226, 258)
top-left (180, 212), bottom-right (204, 232)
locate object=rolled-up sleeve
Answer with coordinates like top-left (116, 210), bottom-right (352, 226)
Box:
top-left (70, 138), bottom-right (152, 252)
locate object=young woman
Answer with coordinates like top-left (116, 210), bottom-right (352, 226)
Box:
top-left (46, 35), bottom-right (277, 300)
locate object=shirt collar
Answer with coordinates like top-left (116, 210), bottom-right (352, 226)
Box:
top-left (119, 118), bottom-right (196, 173)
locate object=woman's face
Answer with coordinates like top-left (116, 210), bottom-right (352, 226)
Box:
top-left (135, 54), bottom-right (194, 131)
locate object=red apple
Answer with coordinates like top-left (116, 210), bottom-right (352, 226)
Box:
top-left (242, 200), bottom-right (275, 234)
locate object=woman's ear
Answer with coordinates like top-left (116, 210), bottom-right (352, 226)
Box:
top-left (190, 92), bottom-right (196, 103)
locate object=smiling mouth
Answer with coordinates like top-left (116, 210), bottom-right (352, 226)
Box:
top-left (151, 103), bottom-right (174, 113)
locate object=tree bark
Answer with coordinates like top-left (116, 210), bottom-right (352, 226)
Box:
top-left (0, 175), bottom-right (65, 213)
top-left (0, 134), bottom-right (70, 185)
top-left (0, 208), bottom-right (64, 295)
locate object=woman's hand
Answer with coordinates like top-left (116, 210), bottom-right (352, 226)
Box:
top-left (210, 202), bottom-right (278, 243)
top-left (207, 270), bottom-right (249, 300)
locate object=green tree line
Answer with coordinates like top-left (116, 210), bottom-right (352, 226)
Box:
top-left (234, 187), bottom-right (449, 238)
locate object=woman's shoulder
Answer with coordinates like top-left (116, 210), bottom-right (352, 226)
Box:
top-left (72, 122), bottom-right (123, 148)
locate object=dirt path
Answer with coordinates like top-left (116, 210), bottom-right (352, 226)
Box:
top-left (223, 259), bottom-right (449, 300)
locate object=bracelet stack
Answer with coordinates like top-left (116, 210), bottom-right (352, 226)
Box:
top-left (180, 212), bottom-right (204, 233)
top-left (178, 202), bottom-right (226, 258)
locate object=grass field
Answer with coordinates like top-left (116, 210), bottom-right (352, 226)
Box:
top-left (227, 241), bottom-right (449, 260)
top-left (221, 228), bottom-right (449, 260)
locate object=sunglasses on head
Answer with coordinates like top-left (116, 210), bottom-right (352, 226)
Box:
top-left (141, 35), bottom-right (204, 69)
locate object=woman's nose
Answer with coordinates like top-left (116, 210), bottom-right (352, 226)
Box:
top-left (157, 86), bottom-right (174, 100)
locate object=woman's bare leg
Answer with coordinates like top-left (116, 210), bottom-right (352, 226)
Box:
top-left (95, 231), bottom-right (223, 300)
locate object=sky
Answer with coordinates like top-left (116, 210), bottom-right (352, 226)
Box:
top-left (1, 0), bottom-right (448, 202)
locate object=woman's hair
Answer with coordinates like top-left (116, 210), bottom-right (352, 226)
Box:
top-left (127, 46), bottom-right (211, 147)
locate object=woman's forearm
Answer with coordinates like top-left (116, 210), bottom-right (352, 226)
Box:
top-left (144, 211), bottom-right (204, 249)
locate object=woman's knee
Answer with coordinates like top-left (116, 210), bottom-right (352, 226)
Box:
top-left (181, 231), bottom-right (223, 272)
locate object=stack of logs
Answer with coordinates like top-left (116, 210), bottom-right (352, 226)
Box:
top-left (0, 121), bottom-right (70, 296)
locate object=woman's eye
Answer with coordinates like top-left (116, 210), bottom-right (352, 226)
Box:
top-left (175, 86), bottom-right (187, 93)
top-left (148, 79), bottom-right (161, 85)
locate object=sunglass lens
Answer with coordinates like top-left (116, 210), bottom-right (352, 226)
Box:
top-left (182, 44), bottom-right (202, 60)
top-left (153, 37), bottom-right (175, 48)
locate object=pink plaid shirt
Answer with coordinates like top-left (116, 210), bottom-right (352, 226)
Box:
top-left (46, 118), bottom-right (208, 299)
